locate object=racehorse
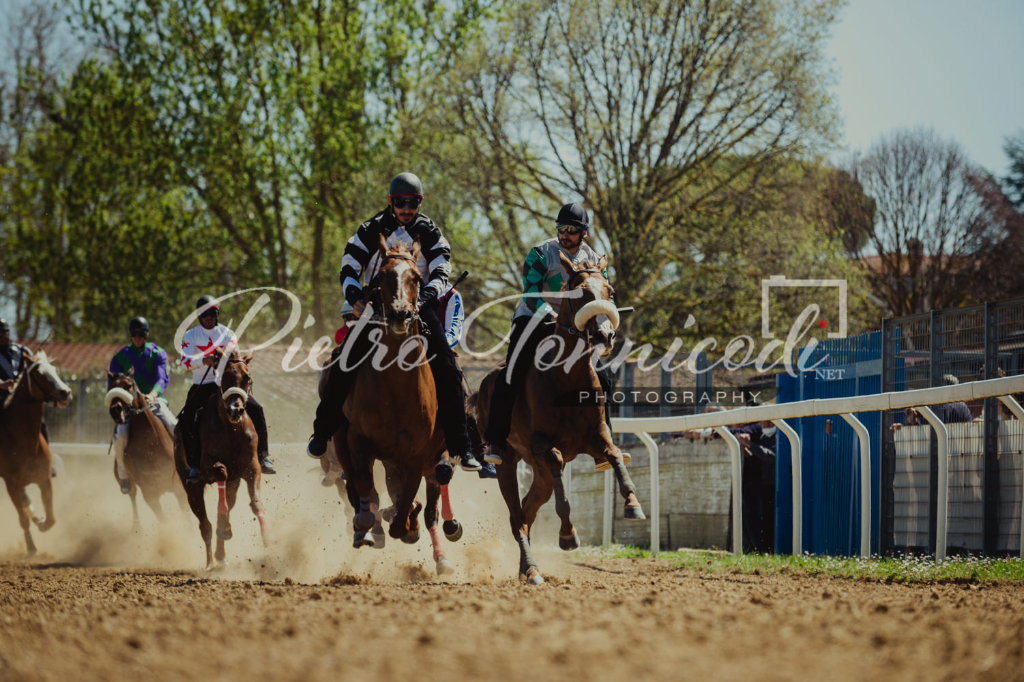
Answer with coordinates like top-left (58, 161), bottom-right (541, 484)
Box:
top-left (105, 370), bottom-right (185, 528)
top-left (334, 235), bottom-right (462, 574)
top-left (173, 349), bottom-right (271, 570)
top-left (0, 349), bottom-right (72, 555)
top-left (471, 252), bottom-right (646, 584)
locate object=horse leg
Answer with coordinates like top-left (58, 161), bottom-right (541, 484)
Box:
top-left (245, 474), bottom-right (271, 546)
top-left (592, 430), bottom-right (646, 520)
top-left (551, 468), bottom-right (579, 551)
top-left (440, 480), bottom-right (463, 542)
top-left (185, 484), bottom-right (214, 570)
top-left (425, 480), bottom-right (453, 575)
top-left (521, 462), bottom-right (554, 533)
top-left (34, 472), bottom-right (55, 532)
top-left (388, 468), bottom-right (422, 541)
top-left (350, 451), bottom-right (377, 547)
top-left (5, 481), bottom-right (36, 556)
top-left (369, 488), bottom-right (386, 550)
top-left (129, 482), bottom-right (141, 531)
top-left (140, 484), bottom-right (166, 524)
top-left (495, 452), bottom-right (543, 585)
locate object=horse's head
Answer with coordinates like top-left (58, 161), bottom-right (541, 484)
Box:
top-left (377, 234), bottom-right (422, 336)
top-left (558, 252), bottom-right (619, 356)
top-left (104, 369), bottom-right (138, 425)
top-left (219, 350), bottom-right (254, 424)
top-left (16, 350), bottom-right (73, 407)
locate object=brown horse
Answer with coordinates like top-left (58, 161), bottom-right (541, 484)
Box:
top-left (472, 253), bottom-right (645, 584)
top-left (105, 370), bottom-right (185, 529)
top-left (173, 350), bottom-right (270, 570)
top-left (0, 349), bottom-right (72, 555)
top-left (334, 236), bottom-right (460, 574)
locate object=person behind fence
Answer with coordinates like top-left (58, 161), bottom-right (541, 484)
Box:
top-left (305, 172), bottom-right (483, 482)
top-left (730, 420), bottom-right (777, 554)
top-left (0, 318), bottom-right (52, 452)
top-left (892, 374), bottom-right (972, 431)
top-left (178, 295), bottom-right (276, 483)
top-left (107, 316), bottom-right (178, 494)
top-left (482, 202), bottom-right (621, 468)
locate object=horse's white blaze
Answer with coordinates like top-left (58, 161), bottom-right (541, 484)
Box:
top-left (391, 259), bottom-right (414, 311)
top-left (104, 387), bottom-right (135, 407)
top-left (35, 353), bottom-right (71, 394)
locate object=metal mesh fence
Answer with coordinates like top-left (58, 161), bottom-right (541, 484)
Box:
top-left (882, 300), bottom-right (1024, 556)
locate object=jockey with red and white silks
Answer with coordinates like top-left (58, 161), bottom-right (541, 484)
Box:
top-left (177, 295), bottom-right (275, 483)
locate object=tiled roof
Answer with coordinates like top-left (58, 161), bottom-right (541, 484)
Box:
top-left (17, 341), bottom-right (123, 378)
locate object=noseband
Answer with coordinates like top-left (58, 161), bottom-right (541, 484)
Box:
top-left (559, 269), bottom-right (611, 345)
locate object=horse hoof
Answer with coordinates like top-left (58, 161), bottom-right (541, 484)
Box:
top-left (353, 531), bottom-right (375, 549)
top-left (436, 556), bottom-right (455, 575)
top-left (37, 518), bottom-right (55, 533)
top-left (443, 520), bottom-right (463, 542)
top-left (521, 570), bottom-right (544, 586)
top-left (401, 530), bottom-right (420, 545)
top-left (624, 505), bottom-right (646, 521)
top-left (379, 506), bottom-right (396, 524)
top-left (216, 528), bottom-right (233, 541)
top-left (371, 532), bottom-right (386, 549)
top-left (355, 511), bottom-right (375, 531)
top-left (559, 532), bottom-right (580, 551)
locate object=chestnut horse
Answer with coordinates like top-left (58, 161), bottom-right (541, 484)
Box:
top-left (334, 236), bottom-right (461, 574)
top-left (173, 350), bottom-right (270, 570)
top-left (105, 370), bottom-right (185, 528)
top-left (472, 253), bottom-right (645, 584)
top-left (0, 349), bottom-right (72, 555)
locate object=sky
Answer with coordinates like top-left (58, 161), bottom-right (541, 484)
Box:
top-left (826, 0), bottom-right (1024, 175)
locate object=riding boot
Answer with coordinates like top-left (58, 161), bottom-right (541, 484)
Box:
top-left (308, 327), bottom-right (373, 458)
top-left (419, 305), bottom-right (480, 476)
top-left (113, 423), bottom-right (131, 494)
top-left (178, 383), bottom-right (216, 483)
top-left (245, 395), bottom-right (276, 474)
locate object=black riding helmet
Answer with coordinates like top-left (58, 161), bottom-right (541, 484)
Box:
top-left (556, 203), bottom-right (589, 229)
top-left (0, 319), bottom-right (9, 333)
top-left (389, 172), bottom-right (423, 197)
top-left (196, 295), bottom-right (220, 312)
top-left (128, 316), bottom-right (150, 334)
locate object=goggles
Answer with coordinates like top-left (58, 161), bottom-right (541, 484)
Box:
top-left (199, 309), bottom-right (219, 319)
top-left (130, 330), bottom-right (148, 338)
top-left (556, 223), bottom-right (586, 235)
top-left (391, 196), bottom-right (422, 210)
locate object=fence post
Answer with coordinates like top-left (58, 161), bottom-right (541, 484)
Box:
top-left (928, 311), bottom-right (943, 555)
top-left (695, 351), bottom-right (710, 414)
top-left (76, 378), bottom-right (87, 443)
top-left (983, 302), bottom-right (1000, 555)
top-left (659, 366), bottom-right (671, 442)
top-left (622, 362), bottom-right (636, 446)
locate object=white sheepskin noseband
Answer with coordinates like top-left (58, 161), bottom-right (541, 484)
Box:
top-left (104, 387), bottom-right (135, 407)
top-left (574, 299), bottom-right (620, 331)
top-left (222, 387), bottom-right (249, 403)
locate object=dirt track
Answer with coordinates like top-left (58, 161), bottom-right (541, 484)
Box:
top-left (2, 458), bottom-right (1024, 681)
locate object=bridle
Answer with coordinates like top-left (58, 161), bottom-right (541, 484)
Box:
top-left (8, 359), bottom-right (66, 406)
top-left (370, 252), bottom-right (423, 328)
top-left (109, 377), bottom-right (157, 420)
top-left (218, 356), bottom-right (251, 406)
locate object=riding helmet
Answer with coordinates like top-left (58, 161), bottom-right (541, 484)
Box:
top-left (128, 316), bottom-right (150, 334)
top-left (388, 172), bottom-right (423, 197)
top-left (0, 319), bottom-right (9, 333)
top-left (556, 203), bottom-right (589, 229)
top-left (196, 295), bottom-right (220, 311)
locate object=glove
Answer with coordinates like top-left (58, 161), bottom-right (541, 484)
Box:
top-left (417, 286), bottom-right (438, 308)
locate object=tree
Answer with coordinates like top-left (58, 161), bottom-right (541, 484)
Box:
top-left (1004, 130), bottom-right (1024, 211)
top-left (848, 128), bottom-right (1020, 316)
top-left (446, 0), bottom-right (844, 343)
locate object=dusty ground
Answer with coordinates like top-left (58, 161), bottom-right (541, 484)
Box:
top-left (1, 454), bottom-right (1023, 681)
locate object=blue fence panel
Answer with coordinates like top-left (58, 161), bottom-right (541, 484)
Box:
top-left (775, 331), bottom-right (882, 556)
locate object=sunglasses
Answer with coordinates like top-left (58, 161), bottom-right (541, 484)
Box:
top-left (131, 331), bottom-right (148, 338)
top-left (199, 309), bottom-right (219, 318)
top-left (556, 223), bottom-right (585, 235)
top-left (391, 196), bottom-right (422, 210)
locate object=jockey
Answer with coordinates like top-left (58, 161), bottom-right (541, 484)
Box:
top-left (107, 316), bottom-right (178, 494)
top-left (0, 318), bottom-right (50, 448)
top-left (482, 203), bottom-right (618, 465)
top-left (306, 172), bottom-right (483, 482)
top-left (178, 295), bottom-right (276, 483)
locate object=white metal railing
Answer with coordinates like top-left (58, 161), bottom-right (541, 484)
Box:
top-left (611, 374), bottom-right (1024, 561)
